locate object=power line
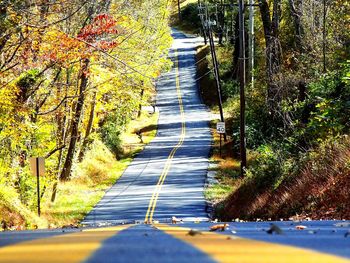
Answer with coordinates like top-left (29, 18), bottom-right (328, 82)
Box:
top-left (198, 0), bottom-right (226, 141)
top-left (198, 0), bottom-right (251, 175)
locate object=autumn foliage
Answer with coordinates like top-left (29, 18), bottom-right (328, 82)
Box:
top-left (0, 0), bottom-right (172, 228)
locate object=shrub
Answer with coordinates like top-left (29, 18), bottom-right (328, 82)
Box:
top-left (100, 116), bottom-right (123, 158)
top-left (74, 140), bottom-right (116, 184)
top-left (0, 182), bottom-right (46, 229)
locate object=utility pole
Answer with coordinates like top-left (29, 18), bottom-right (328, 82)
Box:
top-left (207, 14), bottom-right (227, 141)
top-left (198, 0), bottom-right (208, 44)
top-left (248, 0), bottom-right (255, 89)
top-left (178, 0), bottom-right (182, 22)
top-left (238, 0), bottom-right (247, 175)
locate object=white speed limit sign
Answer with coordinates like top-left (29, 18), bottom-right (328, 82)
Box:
top-left (216, 122), bottom-right (225, 134)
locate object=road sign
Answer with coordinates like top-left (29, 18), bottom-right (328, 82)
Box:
top-left (216, 122), bottom-right (225, 134)
top-left (29, 157), bottom-right (45, 176)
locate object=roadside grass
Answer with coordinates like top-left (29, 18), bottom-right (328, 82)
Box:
top-left (40, 110), bottom-right (158, 228)
top-left (205, 184), bottom-right (234, 202)
top-left (221, 136), bottom-right (350, 221)
top-left (196, 42), bottom-right (259, 217)
top-left (42, 158), bottom-right (131, 227)
top-left (42, 183), bottom-right (105, 227)
top-left (120, 110), bottom-right (158, 157)
top-left (197, 41), bottom-right (350, 221)
top-left (0, 194), bottom-right (47, 230)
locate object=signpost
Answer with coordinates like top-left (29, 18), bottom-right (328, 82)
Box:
top-left (216, 122), bottom-right (225, 157)
top-left (216, 122), bottom-right (225, 134)
top-left (29, 157), bottom-right (45, 217)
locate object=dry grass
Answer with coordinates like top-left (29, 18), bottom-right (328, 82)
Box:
top-left (40, 110), bottom-right (159, 228)
top-left (0, 109), bottom-right (159, 229)
top-left (222, 136), bottom-right (350, 221)
top-left (41, 144), bottom-right (131, 227)
top-left (0, 197), bottom-right (47, 230)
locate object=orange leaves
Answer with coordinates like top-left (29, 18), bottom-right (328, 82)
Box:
top-left (77, 13), bottom-right (119, 43)
top-left (39, 13), bottom-right (120, 66)
top-left (210, 224), bottom-right (229, 231)
top-left (40, 30), bottom-right (86, 66)
top-left (96, 40), bottom-right (119, 51)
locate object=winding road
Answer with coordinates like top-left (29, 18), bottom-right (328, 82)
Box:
top-left (82, 29), bottom-right (212, 225)
top-left (0, 30), bottom-right (349, 263)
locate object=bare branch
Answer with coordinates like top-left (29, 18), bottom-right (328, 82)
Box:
top-left (21, 1), bottom-right (89, 29)
top-left (37, 95), bottom-right (78, 115)
top-left (45, 144), bottom-right (66, 159)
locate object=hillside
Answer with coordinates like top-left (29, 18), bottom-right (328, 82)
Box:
top-left (180, 0), bottom-right (350, 220)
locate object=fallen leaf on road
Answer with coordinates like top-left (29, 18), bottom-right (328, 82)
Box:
top-left (266, 224), bottom-right (283, 235)
top-left (210, 224), bottom-right (228, 231)
top-left (187, 229), bottom-right (202, 236)
top-left (295, 225), bottom-right (307, 230)
top-left (172, 216), bottom-right (179, 224)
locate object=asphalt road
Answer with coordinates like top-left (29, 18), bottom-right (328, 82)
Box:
top-left (0, 221), bottom-right (349, 262)
top-left (82, 29), bottom-right (212, 226)
top-left (0, 30), bottom-right (349, 263)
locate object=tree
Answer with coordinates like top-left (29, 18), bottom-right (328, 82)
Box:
top-left (258, 0), bottom-right (282, 113)
top-left (0, 0), bottom-right (172, 209)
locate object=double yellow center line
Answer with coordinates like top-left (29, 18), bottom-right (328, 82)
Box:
top-left (144, 50), bottom-right (186, 223)
top-left (0, 225), bottom-right (132, 263)
top-left (156, 224), bottom-right (350, 263)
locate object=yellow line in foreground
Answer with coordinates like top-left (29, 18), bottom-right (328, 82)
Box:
top-left (0, 225), bottom-right (132, 263)
top-left (156, 224), bottom-right (350, 263)
top-left (144, 49), bottom-right (186, 223)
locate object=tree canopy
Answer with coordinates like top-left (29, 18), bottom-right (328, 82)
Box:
top-left (0, 0), bottom-right (172, 222)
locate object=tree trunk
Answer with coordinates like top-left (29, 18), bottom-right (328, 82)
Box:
top-left (322, 0), bottom-right (327, 72)
top-left (59, 59), bottom-right (89, 181)
top-left (137, 88), bottom-right (144, 118)
top-left (177, 0), bottom-right (182, 22)
top-left (249, 0), bottom-right (255, 89)
top-left (259, 0), bottom-right (282, 111)
top-left (51, 68), bottom-right (70, 201)
top-left (78, 90), bottom-right (97, 161)
top-left (288, 0), bottom-right (304, 49)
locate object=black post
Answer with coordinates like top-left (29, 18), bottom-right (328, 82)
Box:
top-left (36, 158), bottom-right (41, 217)
top-left (238, 0), bottom-right (247, 175)
top-left (220, 133), bottom-right (222, 157)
